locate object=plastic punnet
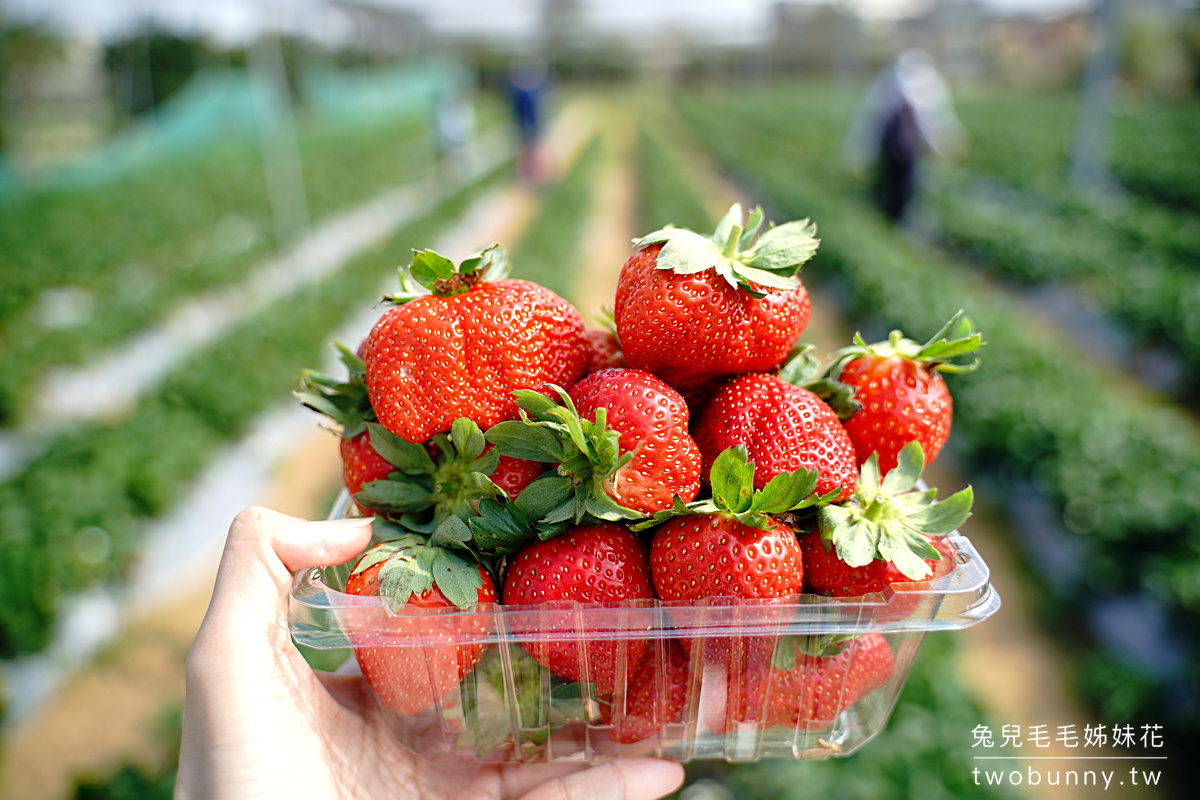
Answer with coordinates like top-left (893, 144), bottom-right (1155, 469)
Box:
top-left (288, 491), bottom-right (1000, 764)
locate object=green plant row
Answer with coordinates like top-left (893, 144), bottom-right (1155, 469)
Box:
top-left (929, 175), bottom-right (1200, 374)
top-left (0, 107), bottom-right (488, 427)
top-left (508, 136), bottom-right (602, 301)
top-left (635, 114), bottom-right (1020, 800)
top-left (634, 124), bottom-right (715, 234)
top-left (955, 90), bottom-right (1200, 220)
top-left (0, 167), bottom-right (506, 658)
top-left (677, 93), bottom-right (1200, 738)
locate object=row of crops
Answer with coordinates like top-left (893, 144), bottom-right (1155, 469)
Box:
top-left (0, 101), bottom-right (501, 427)
top-left (0, 102), bottom-right (515, 658)
top-left (674, 81), bottom-right (1199, 777)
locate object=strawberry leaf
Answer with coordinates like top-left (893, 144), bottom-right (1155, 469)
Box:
top-left (741, 217), bottom-right (819, 271)
top-left (710, 446), bottom-right (756, 514)
top-left (430, 514), bottom-right (473, 549)
top-left (880, 441), bottom-right (924, 495)
top-left (750, 466), bottom-right (819, 514)
top-left (368, 423), bottom-right (436, 473)
top-left (355, 477), bottom-right (434, 514)
top-left (903, 486), bottom-right (974, 536)
top-left (469, 498), bottom-right (537, 556)
top-left (429, 548), bottom-right (484, 607)
top-left (485, 421), bottom-right (567, 463)
top-left (449, 417), bottom-right (488, 464)
top-left (409, 249), bottom-right (458, 285)
top-left (378, 546), bottom-right (435, 609)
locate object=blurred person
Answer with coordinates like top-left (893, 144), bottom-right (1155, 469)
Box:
top-left (175, 506), bottom-right (685, 800)
top-left (506, 57), bottom-right (550, 185)
top-left (843, 48), bottom-right (966, 223)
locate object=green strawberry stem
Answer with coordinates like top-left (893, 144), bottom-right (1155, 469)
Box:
top-left (832, 310), bottom-right (986, 376)
top-left (816, 441), bottom-right (973, 581)
top-left (351, 519), bottom-right (484, 609)
top-left (634, 203), bottom-right (819, 298)
top-left (354, 418), bottom-right (507, 559)
top-left (295, 342), bottom-right (373, 438)
top-left (386, 243), bottom-right (511, 303)
top-left (630, 445), bottom-right (838, 532)
top-left (484, 386), bottom-right (643, 537)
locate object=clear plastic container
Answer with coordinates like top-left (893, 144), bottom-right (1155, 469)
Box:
top-left (288, 492), bottom-right (1000, 764)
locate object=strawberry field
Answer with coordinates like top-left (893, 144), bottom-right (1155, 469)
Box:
top-left (3, 71), bottom-right (1198, 800)
top-left (675, 80), bottom-right (1200, 776)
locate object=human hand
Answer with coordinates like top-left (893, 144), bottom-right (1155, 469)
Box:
top-left (176, 506), bottom-right (685, 800)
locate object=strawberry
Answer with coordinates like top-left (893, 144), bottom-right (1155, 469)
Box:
top-left (583, 329), bottom-right (625, 373)
top-left (639, 447), bottom-right (835, 729)
top-left (763, 633), bottom-right (895, 729)
top-left (811, 442), bottom-right (973, 594)
top-left (692, 373), bottom-right (859, 504)
top-left (609, 639), bottom-right (691, 743)
top-left (339, 432), bottom-right (395, 497)
top-left (501, 523), bottom-right (656, 695)
top-left (830, 311), bottom-right (984, 475)
top-left (614, 204), bottom-right (818, 393)
top-left (363, 245), bottom-right (589, 443)
top-left (644, 445), bottom-right (829, 603)
top-left (343, 526), bottom-right (497, 715)
top-left (569, 369), bottom-right (701, 515)
top-left (484, 374), bottom-right (701, 536)
top-left (799, 528), bottom-right (958, 597)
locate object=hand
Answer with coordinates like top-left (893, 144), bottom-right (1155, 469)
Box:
top-left (176, 506), bottom-right (685, 800)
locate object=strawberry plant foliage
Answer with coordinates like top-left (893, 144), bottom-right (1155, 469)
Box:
top-left (350, 521), bottom-right (484, 609)
top-left (295, 342), bottom-right (373, 438)
top-left (637, 203), bottom-right (820, 298)
top-left (817, 441), bottom-right (973, 581)
top-left (484, 386), bottom-right (644, 533)
top-left (632, 445), bottom-right (837, 532)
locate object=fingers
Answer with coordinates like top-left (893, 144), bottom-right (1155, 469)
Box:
top-left (271, 516), bottom-right (374, 574)
top-left (206, 507), bottom-right (372, 622)
top-left (513, 759), bottom-right (685, 800)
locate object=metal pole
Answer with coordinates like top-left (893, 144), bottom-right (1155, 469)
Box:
top-left (248, 32), bottom-right (311, 248)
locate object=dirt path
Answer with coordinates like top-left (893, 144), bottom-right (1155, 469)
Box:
top-left (0, 99), bottom-right (603, 800)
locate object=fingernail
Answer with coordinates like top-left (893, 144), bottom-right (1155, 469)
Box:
top-left (320, 517), bottom-right (374, 528)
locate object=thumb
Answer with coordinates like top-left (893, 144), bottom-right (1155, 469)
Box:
top-left (208, 507), bottom-right (372, 621)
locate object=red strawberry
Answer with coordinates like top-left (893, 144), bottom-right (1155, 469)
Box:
top-left (484, 376), bottom-right (700, 535)
top-left (491, 451), bottom-right (546, 499)
top-left (641, 447), bottom-right (832, 729)
top-left (609, 639), bottom-right (691, 743)
top-left (650, 514), bottom-right (803, 603)
top-left (800, 529), bottom-right (958, 597)
top-left (693, 373), bottom-right (858, 504)
top-left (831, 312), bottom-right (983, 475)
top-left (364, 246), bottom-right (589, 443)
top-left (568, 368), bottom-right (701, 515)
top-left (583, 329), bottom-right (625, 373)
top-left (502, 523), bottom-right (655, 694)
top-left (812, 442), bottom-right (973, 598)
top-left (344, 533), bottom-right (497, 715)
top-left (614, 204), bottom-right (818, 393)
top-left (763, 634), bottom-right (895, 729)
